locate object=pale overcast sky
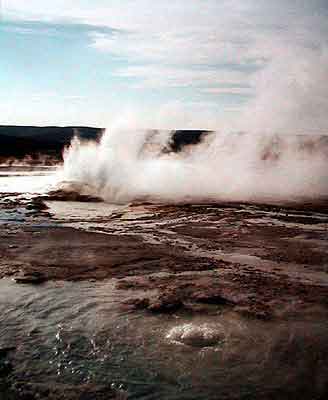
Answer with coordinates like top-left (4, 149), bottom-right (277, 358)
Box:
top-left (1, 1), bottom-right (327, 130)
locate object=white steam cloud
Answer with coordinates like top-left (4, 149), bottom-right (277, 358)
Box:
top-left (238, 45), bottom-right (328, 135)
top-left (59, 126), bottom-right (328, 205)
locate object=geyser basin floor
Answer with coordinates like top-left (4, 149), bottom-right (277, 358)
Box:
top-left (1, 173), bottom-right (328, 399)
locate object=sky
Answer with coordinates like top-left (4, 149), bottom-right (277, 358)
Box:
top-left (0, 0), bottom-right (327, 130)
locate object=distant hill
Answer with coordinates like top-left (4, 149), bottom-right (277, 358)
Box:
top-left (0, 125), bottom-right (211, 163)
top-left (0, 125), bottom-right (104, 139)
top-left (0, 125), bottom-right (104, 162)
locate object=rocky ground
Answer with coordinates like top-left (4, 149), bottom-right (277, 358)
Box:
top-left (1, 193), bottom-right (327, 319)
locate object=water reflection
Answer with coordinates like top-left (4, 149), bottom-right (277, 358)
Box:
top-left (0, 166), bottom-right (58, 194)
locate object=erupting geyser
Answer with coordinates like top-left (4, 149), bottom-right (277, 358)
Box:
top-left (59, 128), bottom-right (328, 206)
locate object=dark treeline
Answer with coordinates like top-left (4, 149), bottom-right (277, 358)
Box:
top-left (0, 126), bottom-right (104, 162)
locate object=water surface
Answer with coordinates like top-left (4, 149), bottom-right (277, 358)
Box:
top-left (1, 278), bottom-right (328, 399)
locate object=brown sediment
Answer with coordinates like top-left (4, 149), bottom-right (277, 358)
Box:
top-left (0, 194), bottom-right (328, 320)
top-left (46, 189), bottom-right (103, 202)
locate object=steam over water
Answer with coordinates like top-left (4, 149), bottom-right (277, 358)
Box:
top-left (60, 128), bottom-right (328, 205)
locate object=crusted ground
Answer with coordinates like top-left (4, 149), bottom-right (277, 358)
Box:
top-left (1, 194), bottom-right (328, 320)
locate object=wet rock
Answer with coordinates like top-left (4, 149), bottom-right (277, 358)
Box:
top-left (116, 278), bottom-right (150, 291)
top-left (123, 297), bottom-right (150, 310)
top-left (47, 189), bottom-right (102, 203)
top-left (148, 292), bottom-right (184, 313)
top-left (182, 302), bottom-right (220, 314)
top-left (25, 200), bottom-right (48, 213)
top-left (14, 271), bottom-right (47, 285)
top-left (194, 292), bottom-right (232, 305)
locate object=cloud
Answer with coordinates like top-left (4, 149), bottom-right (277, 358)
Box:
top-left (89, 28), bottom-right (257, 66)
top-left (2, 1), bottom-right (328, 131)
top-left (113, 65), bottom-right (253, 90)
top-left (203, 87), bottom-right (253, 96)
top-left (30, 93), bottom-right (86, 102)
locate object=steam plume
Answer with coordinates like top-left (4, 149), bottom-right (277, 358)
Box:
top-left (58, 43), bottom-right (328, 205)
